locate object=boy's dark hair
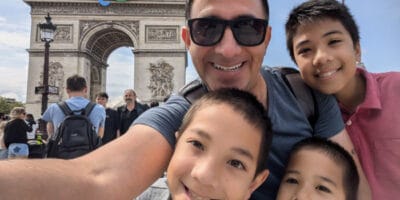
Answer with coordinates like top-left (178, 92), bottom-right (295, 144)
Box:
top-left (185, 0), bottom-right (270, 20)
top-left (66, 75), bottom-right (87, 92)
top-left (285, 0), bottom-right (360, 63)
top-left (178, 88), bottom-right (273, 177)
top-left (290, 137), bottom-right (359, 200)
top-left (96, 92), bottom-right (109, 99)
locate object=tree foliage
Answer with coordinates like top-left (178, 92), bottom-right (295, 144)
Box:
top-left (0, 97), bottom-right (24, 116)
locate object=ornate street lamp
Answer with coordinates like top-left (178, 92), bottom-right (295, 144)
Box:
top-left (37, 13), bottom-right (56, 135)
top-left (38, 13), bottom-right (56, 115)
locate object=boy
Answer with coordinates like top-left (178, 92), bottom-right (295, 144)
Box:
top-left (285, 0), bottom-right (400, 198)
top-left (138, 88), bottom-right (272, 199)
top-left (277, 137), bottom-right (359, 200)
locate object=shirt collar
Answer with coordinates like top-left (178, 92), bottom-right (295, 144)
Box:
top-left (356, 67), bottom-right (382, 110)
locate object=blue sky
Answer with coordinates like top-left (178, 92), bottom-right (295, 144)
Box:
top-left (0, 0), bottom-right (399, 103)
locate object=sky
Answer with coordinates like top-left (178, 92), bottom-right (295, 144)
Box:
top-left (0, 0), bottom-right (399, 103)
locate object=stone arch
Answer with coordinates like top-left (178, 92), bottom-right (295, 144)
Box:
top-left (24, 0), bottom-right (187, 118)
top-left (79, 22), bottom-right (139, 61)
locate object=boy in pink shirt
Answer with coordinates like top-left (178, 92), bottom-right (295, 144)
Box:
top-left (285, 0), bottom-right (400, 199)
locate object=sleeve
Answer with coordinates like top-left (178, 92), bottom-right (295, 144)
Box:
top-left (313, 90), bottom-right (345, 138)
top-left (42, 103), bottom-right (58, 122)
top-left (133, 95), bottom-right (190, 148)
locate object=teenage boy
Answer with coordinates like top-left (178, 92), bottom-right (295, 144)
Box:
top-left (285, 0), bottom-right (400, 198)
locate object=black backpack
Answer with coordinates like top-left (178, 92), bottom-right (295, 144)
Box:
top-left (46, 102), bottom-right (102, 159)
top-left (178, 66), bottom-right (318, 127)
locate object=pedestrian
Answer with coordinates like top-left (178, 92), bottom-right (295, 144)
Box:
top-left (4, 107), bottom-right (32, 159)
top-left (117, 89), bottom-right (148, 135)
top-left (96, 92), bottom-right (120, 144)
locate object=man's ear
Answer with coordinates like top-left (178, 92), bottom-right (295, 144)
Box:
top-left (181, 26), bottom-right (191, 48)
top-left (246, 169), bottom-right (269, 199)
top-left (263, 26), bottom-right (272, 47)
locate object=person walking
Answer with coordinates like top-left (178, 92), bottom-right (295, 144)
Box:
top-left (4, 107), bottom-right (32, 159)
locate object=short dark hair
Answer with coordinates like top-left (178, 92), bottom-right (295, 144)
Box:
top-left (66, 75), bottom-right (87, 92)
top-left (289, 137), bottom-right (359, 200)
top-left (186, 0), bottom-right (269, 20)
top-left (96, 92), bottom-right (109, 99)
top-left (285, 0), bottom-right (360, 63)
top-left (178, 88), bottom-right (273, 177)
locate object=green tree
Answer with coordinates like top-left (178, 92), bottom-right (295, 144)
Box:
top-left (0, 97), bottom-right (24, 116)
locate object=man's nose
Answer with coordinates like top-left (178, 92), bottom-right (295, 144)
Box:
top-left (214, 27), bottom-right (242, 58)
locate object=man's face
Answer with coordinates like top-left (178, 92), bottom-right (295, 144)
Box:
top-left (123, 91), bottom-right (135, 103)
top-left (182, 0), bottom-right (271, 92)
top-left (167, 104), bottom-right (268, 199)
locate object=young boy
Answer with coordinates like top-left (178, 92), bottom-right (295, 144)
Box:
top-left (285, 0), bottom-right (400, 199)
top-left (277, 137), bottom-right (359, 200)
top-left (137, 88), bottom-right (273, 199)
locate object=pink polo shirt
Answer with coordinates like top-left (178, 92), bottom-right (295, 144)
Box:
top-left (340, 68), bottom-right (400, 199)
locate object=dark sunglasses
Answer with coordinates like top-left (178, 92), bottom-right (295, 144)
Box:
top-left (188, 17), bottom-right (268, 46)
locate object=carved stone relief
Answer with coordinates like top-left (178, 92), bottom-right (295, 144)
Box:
top-left (38, 62), bottom-right (65, 101)
top-left (79, 20), bottom-right (139, 41)
top-left (147, 60), bottom-right (174, 98)
top-left (146, 25), bottom-right (179, 43)
top-left (36, 24), bottom-right (73, 43)
top-left (30, 3), bottom-right (185, 17)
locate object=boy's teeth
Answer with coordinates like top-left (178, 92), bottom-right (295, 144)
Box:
top-left (319, 70), bottom-right (337, 78)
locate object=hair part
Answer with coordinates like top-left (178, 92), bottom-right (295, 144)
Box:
top-left (290, 137), bottom-right (359, 200)
top-left (66, 75), bottom-right (87, 92)
top-left (185, 0), bottom-right (270, 20)
top-left (285, 0), bottom-right (360, 63)
top-left (178, 88), bottom-right (273, 177)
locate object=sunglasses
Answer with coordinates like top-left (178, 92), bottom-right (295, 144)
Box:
top-left (188, 17), bottom-right (268, 46)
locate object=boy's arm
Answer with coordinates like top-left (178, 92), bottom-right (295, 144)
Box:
top-left (330, 129), bottom-right (372, 200)
top-left (0, 124), bottom-right (173, 199)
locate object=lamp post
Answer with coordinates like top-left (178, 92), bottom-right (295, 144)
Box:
top-left (38, 13), bottom-right (56, 134)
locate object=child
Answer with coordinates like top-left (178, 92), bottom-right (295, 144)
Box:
top-left (137, 88), bottom-right (273, 200)
top-left (277, 137), bottom-right (359, 200)
top-left (285, 0), bottom-right (400, 199)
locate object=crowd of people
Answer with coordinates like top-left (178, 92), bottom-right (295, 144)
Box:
top-left (0, 0), bottom-right (399, 199)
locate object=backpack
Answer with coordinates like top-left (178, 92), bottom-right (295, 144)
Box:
top-left (46, 102), bottom-right (102, 159)
top-left (178, 66), bottom-right (318, 128)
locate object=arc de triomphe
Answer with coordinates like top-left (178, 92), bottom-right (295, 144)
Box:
top-left (24, 0), bottom-right (187, 117)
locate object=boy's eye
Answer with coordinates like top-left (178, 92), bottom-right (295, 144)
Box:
top-left (315, 185), bottom-right (332, 193)
top-left (188, 140), bottom-right (204, 151)
top-left (297, 48), bottom-right (311, 55)
top-left (227, 159), bottom-right (246, 170)
top-left (328, 39), bottom-right (341, 45)
top-left (285, 177), bottom-right (299, 184)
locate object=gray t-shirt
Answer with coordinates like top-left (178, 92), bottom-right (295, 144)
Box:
top-left (134, 67), bottom-right (344, 199)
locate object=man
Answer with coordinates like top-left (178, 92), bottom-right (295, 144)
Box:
top-left (95, 92), bottom-right (120, 144)
top-left (42, 75), bottom-right (105, 139)
top-left (0, 1), bottom-right (369, 199)
top-left (117, 89), bottom-right (148, 135)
